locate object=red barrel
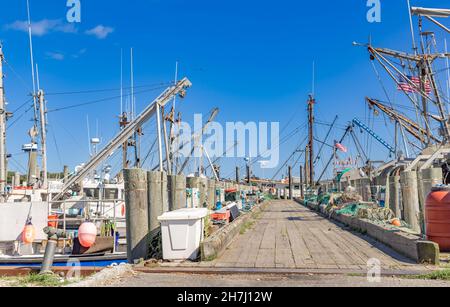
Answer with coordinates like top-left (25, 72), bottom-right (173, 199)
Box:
top-left (426, 186), bottom-right (450, 252)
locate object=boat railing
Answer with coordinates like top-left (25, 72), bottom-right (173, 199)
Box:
top-left (47, 199), bottom-right (126, 254)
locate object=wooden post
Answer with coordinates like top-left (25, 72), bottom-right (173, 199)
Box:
top-left (124, 168), bottom-right (149, 263)
top-left (63, 165), bottom-right (69, 183)
top-left (168, 174), bottom-right (186, 211)
top-left (288, 166), bottom-right (293, 200)
top-left (14, 172), bottom-right (20, 187)
top-left (300, 165), bottom-right (304, 199)
top-left (235, 167), bottom-right (240, 184)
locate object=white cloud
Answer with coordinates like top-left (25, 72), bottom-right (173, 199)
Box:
top-left (72, 48), bottom-right (87, 59)
top-left (85, 25), bottom-right (114, 39)
top-left (46, 52), bottom-right (65, 61)
top-left (4, 19), bottom-right (77, 36)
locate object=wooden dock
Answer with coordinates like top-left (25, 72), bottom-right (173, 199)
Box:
top-left (210, 200), bottom-right (426, 271)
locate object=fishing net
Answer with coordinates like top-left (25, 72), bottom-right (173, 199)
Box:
top-left (335, 203), bottom-right (364, 216)
top-left (357, 207), bottom-right (395, 221)
top-left (334, 202), bottom-right (397, 223)
top-left (148, 230), bottom-right (162, 259)
top-left (304, 195), bottom-right (319, 206)
top-left (317, 194), bottom-right (330, 205)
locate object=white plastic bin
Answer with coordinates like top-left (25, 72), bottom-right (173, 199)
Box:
top-left (158, 208), bottom-right (208, 261)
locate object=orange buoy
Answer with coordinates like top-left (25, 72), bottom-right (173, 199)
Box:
top-left (121, 203), bottom-right (126, 217)
top-left (391, 219), bottom-right (401, 227)
top-left (426, 186), bottom-right (450, 252)
top-left (78, 222), bottom-right (97, 248)
top-left (48, 215), bottom-right (58, 228)
top-left (22, 224), bottom-right (36, 244)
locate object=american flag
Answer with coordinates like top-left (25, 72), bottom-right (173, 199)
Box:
top-left (334, 142), bottom-right (348, 153)
top-left (397, 75), bottom-right (432, 94)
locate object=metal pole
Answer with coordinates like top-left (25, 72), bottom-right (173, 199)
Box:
top-left (424, 59), bottom-right (450, 142)
top-left (40, 239), bottom-right (57, 274)
top-left (399, 123), bottom-right (410, 158)
top-left (26, 0), bottom-right (39, 139)
top-left (235, 166), bottom-right (240, 184)
top-left (169, 62), bottom-right (179, 174)
top-left (202, 146), bottom-right (219, 181)
top-left (314, 115), bottom-right (338, 165)
top-left (394, 121), bottom-right (398, 158)
top-left (130, 48), bottom-right (135, 120)
top-left (307, 95), bottom-right (315, 187)
top-left (316, 126), bottom-right (351, 184)
top-left (130, 48), bottom-right (142, 167)
top-left (38, 90), bottom-right (48, 189)
top-left (177, 108), bottom-right (219, 174)
top-left (161, 107), bottom-right (172, 175)
top-left (53, 79), bottom-right (191, 201)
top-left (0, 45), bottom-right (6, 196)
top-left (419, 62), bottom-right (431, 145)
top-left (445, 39), bottom-right (450, 115)
top-left (156, 104), bottom-right (164, 172)
top-left (113, 200), bottom-right (117, 254)
top-left (406, 0), bottom-right (418, 54)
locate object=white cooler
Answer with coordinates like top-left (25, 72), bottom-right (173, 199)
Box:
top-left (158, 208), bottom-right (208, 261)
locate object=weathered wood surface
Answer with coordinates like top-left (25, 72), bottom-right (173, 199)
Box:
top-left (213, 200), bottom-right (422, 270)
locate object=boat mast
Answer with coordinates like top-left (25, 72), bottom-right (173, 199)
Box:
top-left (26, 0), bottom-right (40, 188)
top-left (306, 62), bottom-right (315, 188)
top-left (120, 49), bottom-right (129, 169)
top-left (37, 88), bottom-right (47, 189)
top-left (169, 61), bottom-right (179, 174)
top-left (446, 39), bottom-right (450, 110)
top-left (411, 6), bottom-right (450, 143)
top-left (0, 44), bottom-right (7, 196)
top-left (26, 0), bottom-right (38, 145)
top-left (131, 48), bottom-right (142, 168)
top-left (307, 94), bottom-right (315, 187)
top-left (406, 0), bottom-right (418, 55)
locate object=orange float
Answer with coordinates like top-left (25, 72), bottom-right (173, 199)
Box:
top-left (425, 186), bottom-right (450, 252)
top-left (48, 215), bottom-right (59, 228)
top-left (22, 224), bottom-right (36, 244)
top-left (391, 219), bottom-right (401, 227)
top-left (121, 203), bottom-right (126, 217)
top-left (78, 222), bottom-right (97, 248)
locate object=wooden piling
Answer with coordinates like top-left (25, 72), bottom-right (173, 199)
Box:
top-left (148, 171), bottom-right (168, 238)
top-left (63, 165), bottom-right (69, 183)
top-left (288, 166), bottom-right (293, 200)
top-left (123, 168), bottom-right (149, 263)
top-left (300, 165), bottom-right (304, 199)
top-left (168, 174), bottom-right (187, 211)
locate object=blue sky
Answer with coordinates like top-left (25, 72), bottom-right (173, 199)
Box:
top-left (0, 0), bottom-right (449, 180)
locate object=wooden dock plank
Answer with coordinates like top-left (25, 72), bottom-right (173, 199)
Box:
top-left (212, 200), bottom-right (423, 271)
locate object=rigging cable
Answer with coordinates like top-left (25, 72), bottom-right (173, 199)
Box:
top-left (47, 85), bottom-right (170, 113)
top-left (45, 82), bottom-right (173, 96)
